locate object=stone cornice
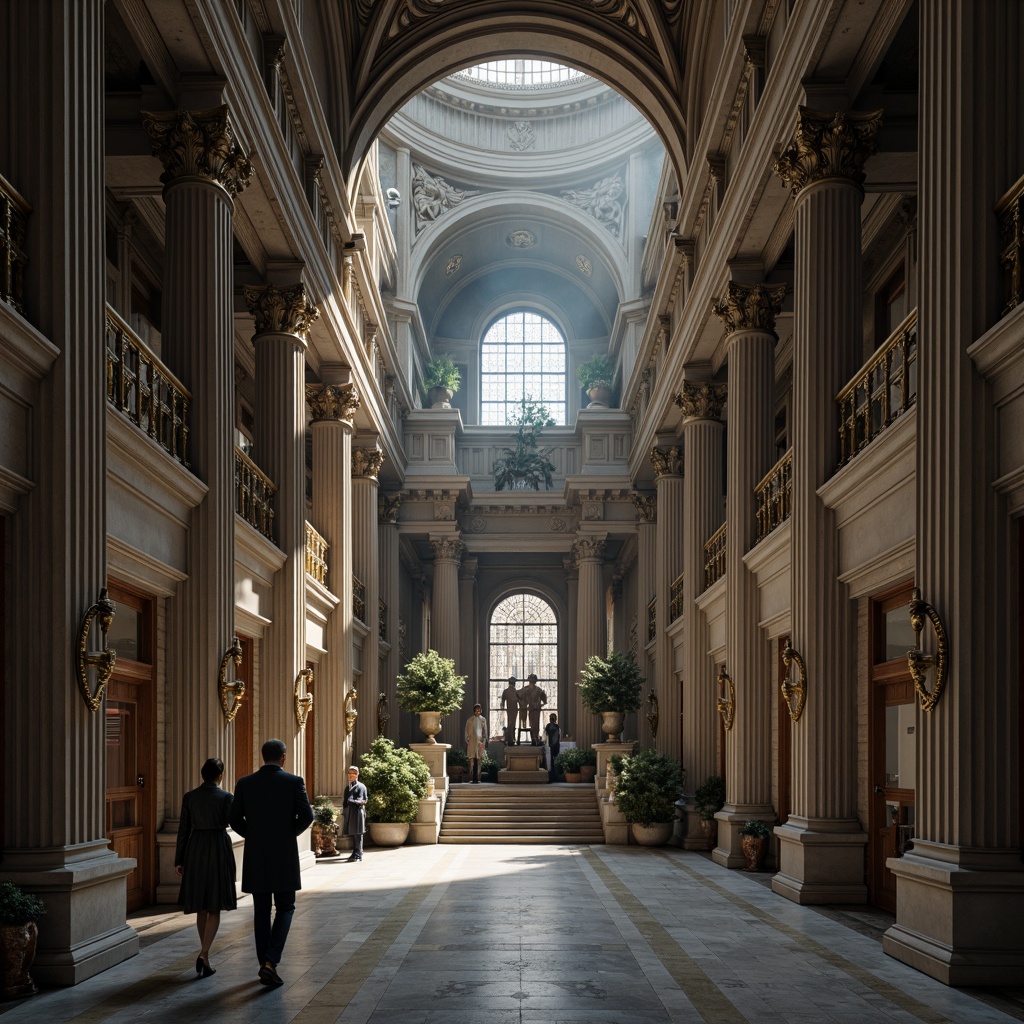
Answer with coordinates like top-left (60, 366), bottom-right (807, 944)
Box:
top-left (352, 446), bottom-right (385, 480)
top-left (650, 445), bottom-right (684, 478)
top-left (244, 283), bottom-right (320, 337)
top-left (306, 383), bottom-right (360, 426)
top-left (711, 281), bottom-right (786, 336)
top-left (674, 382), bottom-right (727, 421)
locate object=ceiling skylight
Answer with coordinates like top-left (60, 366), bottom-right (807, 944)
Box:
top-left (453, 60), bottom-right (588, 89)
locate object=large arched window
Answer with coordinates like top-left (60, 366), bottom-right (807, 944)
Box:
top-left (481, 311), bottom-right (567, 425)
top-left (488, 592), bottom-right (558, 738)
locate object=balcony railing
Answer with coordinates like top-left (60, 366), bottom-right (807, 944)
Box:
top-left (836, 310), bottom-right (918, 467)
top-left (755, 447), bottom-right (793, 543)
top-left (105, 307), bottom-right (191, 466)
top-left (305, 521), bottom-right (328, 587)
top-left (379, 596), bottom-right (387, 643)
top-left (704, 522), bottom-right (727, 589)
top-left (353, 574), bottom-right (366, 624)
top-left (997, 172), bottom-right (1024, 317)
top-left (0, 173), bottom-right (29, 314)
top-left (647, 598), bottom-right (656, 644)
top-left (235, 447), bottom-right (276, 540)
top-left (669, 572), bottom-right (685, 624)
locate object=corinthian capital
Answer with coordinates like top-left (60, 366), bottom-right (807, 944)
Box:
top-left (142, 105), bottom-right (252, 197)
top-left (352, 446), bottom-right (385, 480)
top-left (306, 383), bottom-right (359, 426)
top-left (630, 492), bottom-right (657, 522)
top-left (650, 445), bottom-right (684, 478)
top-left (379, 493), bottom-right (404, 524)
top-left (430, 535), bottom-right (464, 562)
top-left (674, 382), bottom-right (727, 421)
top-left (572, 535), bottom-right (606, 563)
top-left (244, 283), bottom-right (320, 337)
top-left (774, 106), bottom-right (883, 195)
top-left (711, 282), bottom-right (786, 336)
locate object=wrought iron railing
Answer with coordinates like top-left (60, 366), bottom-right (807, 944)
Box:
top-left (647, 598), bottom-right (656, 644)
top-left (379, 596), bottom-right (387, 643)
top-left (105, 307), bottom-right (191, 466)
top-left (305, 521), bottom-right (328, 586)
top-left (997, 173), bottom-right (1024, 317)
top-left (235, 447), bottom-right (276, 540)
top-left (0, 173), bottom-right (29, 314)
top-left (353, 574), bottom-right (366, 624)
top-left (703, 522), bottom-right (727, 589)
top-left (836, 310), bottom-right (918, 466)
top-left (755, 447), bottom-right (793, 543)
top-left (669, 572), bottom-right (685, 623)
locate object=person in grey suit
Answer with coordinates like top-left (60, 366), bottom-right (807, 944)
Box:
top-left (341, 766), bottom-right (368, 862)
top-left (229, 738), bottom-right (314, 988)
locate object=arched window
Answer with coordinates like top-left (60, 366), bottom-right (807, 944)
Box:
top-left (488, 593), bottom-right (558, 739)
top-left (481, 311), bottom-right (567, 425)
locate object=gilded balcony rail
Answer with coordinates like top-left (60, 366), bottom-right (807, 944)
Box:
top-left (669, 572), bottom-right (685, 624)
top-left (234, 447), bottom-right (276, 540)
top-left (305, 521), bottom-right (328, 587)
top-left (647, 598), bottom-right (656, 644)
top-left (105, 307), bottom-right (191, 466)
top-left (703, 522), bottom-right (727, 589)
top-left (379, 596), bottom-right (387, 643)
top-left (997, 172), bottom-right (1024, 316)
top-left (836, 309), bottom-right (918, 467)
top-left (353, 574), bottom-right (366, 624)
top-left (0, 173), bottom-right (29, 314)
top-left (755, 447), bottom-right (793, 543)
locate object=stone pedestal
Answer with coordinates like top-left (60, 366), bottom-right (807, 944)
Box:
top-left (594, 741), bottom-right (634, 794)
top-left (410, 796), bottom-right (442, 844)
top-left (600, 800), bottom-right (629, 845)
top-left (498, 748), bottom-right (547, 783)
top-left (410, 742), bottom-right (450, 793)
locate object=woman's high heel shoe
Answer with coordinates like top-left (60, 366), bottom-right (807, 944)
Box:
top-left (196, 955), bottom-right (216, 978)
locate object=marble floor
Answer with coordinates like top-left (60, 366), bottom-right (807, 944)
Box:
top-left (2, 844), bottom-right (1022, 1024)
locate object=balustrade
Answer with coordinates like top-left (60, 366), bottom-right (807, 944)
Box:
top-left (305, 521), bottom-right (328, 586)
top-left (353, 574), bottom-right (366, 624)
top-left (754, 447), bottom-right (793, 543)
top-left (669, 572), bottom-right (685, 623)
top-left (234, 447), bottom-right (276, 540)
top-left (997, 172), bottom-right (1024, 317)
top-left (703, 522), bottom-right (727, 589)
top-left (0, 173), bottom-right (29, 314)
top-left (379, 596), bottom-right (387, 643)
top-left (647, 598), bottom-right (656, 644)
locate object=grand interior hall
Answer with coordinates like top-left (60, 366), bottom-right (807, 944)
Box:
top-left (0, 0), bottom-right (1023, 1017)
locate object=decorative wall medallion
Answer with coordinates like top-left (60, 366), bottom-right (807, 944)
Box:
top-left (507, 229), bottom-right (536, 248)
top-left (549, 516), bottom-right (567, 531)
top-left (582, 502), bottom-right (603, 521)
top-left (433, 501), bottom-right (453, 520)
top-left (445, 254), bottom-right (463, 275)
top-left (508, 121), bottom-right (536, 151)
top-left (576, 254), bottom-right (592, 276)
top-left (468, 516), bottom-right (487, 532)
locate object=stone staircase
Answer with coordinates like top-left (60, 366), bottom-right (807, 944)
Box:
top-left (439, 783), bottom-right (605, 844)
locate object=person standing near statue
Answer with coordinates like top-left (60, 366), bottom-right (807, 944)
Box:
top-left (500, 676), bottom-right (519, 745)
top-left (523, 673), bottom-right (548, 746)
top-left (517, 680), bottom-right (531, 744)
top-left (465, 704), bottom-right (488, 783)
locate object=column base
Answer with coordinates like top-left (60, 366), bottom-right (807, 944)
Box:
top-left (882, 841), bottom-right (1024, 986)
top-left (712, 805), bottom-right (775, 868)
top-left (771, 816), bottom-right (867, 904)
top-left (600, 798), bottom-right (629, 845)
top-left (677, 801), bottom-right (711, 850)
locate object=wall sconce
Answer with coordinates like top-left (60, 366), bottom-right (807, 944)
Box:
top-left (376, 691), bottom-right (389, 737)
top-left (294, 667), bottom-right (314, 730)
top-left (907, 587), bottom-right (948, 712)
top-left (781, 641), bottom-right (807, 723)
top-left (218, 636), bottom-right (244, 723)
top-left (716, 665), bottom-right (735, 731)
top-left (344, 685), bottom-right (358, 739)
top-left (646, 689), bottom-right (659, 739)
top-left (76, 587), bottom-right (117, 712)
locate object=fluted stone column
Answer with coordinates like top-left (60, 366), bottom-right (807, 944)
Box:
top-left (378, 493), bottom-right (403, 742)
top-left (563, 557), bottom-right (579, 737)
top-left (772, 105), bottom-right (881, 903)
top-left (247, 284), bottom-right (318, 770)
top-left (352, 443), bottom-right (384, 763)
top-left (573, 534), bottom-right (607, 749)
top-left (882, 1), bottom-right (1024, 986)
top-left (630, 493), bottom-right (657, 750)
top-left (459, 557), bottom-right (478, 735)
top-left (711, 284), bottom-right (785, 867)
top-left (651, 446), bottom-right (685, 761)
top-left (675, 381), bottom-right (726, 848)
top-left (308, 383), bottom-right (359, 796)
top-left (430, 535), bottom-right (463, 665)
top-left (2, 0), bottom-right (138, 983)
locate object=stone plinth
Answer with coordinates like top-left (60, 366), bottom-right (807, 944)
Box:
top-left (594, 742), bottom-right (634, 791)
top-left (499, 748), bottom-right (547, 783)
top-left (600, 799), bottom-right (629, 844)
top-left (410, 742), bottom-right (450, 792)
top-left (410, 796), bottom-right (442, 844)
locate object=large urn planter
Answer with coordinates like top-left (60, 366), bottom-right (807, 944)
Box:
top-left (630, 822), bottom-right (673, 846)
top-left (417, 710), bottom-right (442, 744)
top-left (600, 711), bottom-right (624, 742)
top-left (698, 817), bottom-right (718, 848)
top-left (585, 384), bottom-right (612, 408)
top-left (427, 385), bottom-right (453, 409)
top-left (0, 922), bottom-right (39, 999)
top-left (739, 820), bottom-right (772, 870)
top-left (368, 821), bottom-right (410, 847)
top-left (564, 772), bottom-right (583, 784)
top-left (580, 765), bottom-right (597, 783)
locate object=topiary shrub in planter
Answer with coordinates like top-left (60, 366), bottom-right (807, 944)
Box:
top-left (578, 747), bottom-right (598, 782)
top-left (739, 819), bottom-right (772, 871)
top-left (615, 748), bottom-right (683, 844)
top-left (694, 774), bottom-right (726, 847)
top-left (359, 738), bottom-right (431, 846)
top-left (423, 353), bottom-right (461, 408)
top-left (578, 650), bottom-right (644, 741)
top-left (396, 649), bottom-right (467, 743)
top-left (0, 880), bottom-right (46, 999)
top-left (576, 354), bottom-right (614, 407)
top-left (311, 794), bottom-right (340, 856)
top-left (554, 747), bottom-right (587, 782)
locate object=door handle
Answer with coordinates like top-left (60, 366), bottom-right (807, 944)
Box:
top-left (873, 785), bottom-right (884, 795)
top-left (137, 775), bottom-right (145, 788)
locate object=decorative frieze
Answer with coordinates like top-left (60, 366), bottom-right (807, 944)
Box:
top-left (352, 445), bottom-right (385, 480)
top-left (674, 381), bottom-right (727, 421)
top-left (630, 492), bottom-right (656, 522)
top-left (650, 445), bottom-right (683, 478)
top-left (243, 283), bottom-right (320, 337)
top-left (711, 281), bottom-right (786, 336)
top-left (306, 382), bottom-right (360, 426)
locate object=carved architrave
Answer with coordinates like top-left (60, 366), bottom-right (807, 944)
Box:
top-left (774, 106), bottom-right (884, 196)
top-left (674, 382), bottom-right (727, 421)
top-left (650, 445), bottom-right (683, 478)
top-left (430, 535), bottom-right (464, 562)
top-left (711, 282), bottom-right (786, 336)
top-left (379, 493), bottom-right (403, 523)
top-left (142, 105), bottom-right (253, 198)
top-left (630, 492), bottom-right (657, 522)
top-left (306, 382), bottom-right (360, 427)
top-left (244, 282), bottom-right (320, 338)
top-left (572, 535), bottom-right (606, 564)
top-left (352, 446), bottom-right (385, 479)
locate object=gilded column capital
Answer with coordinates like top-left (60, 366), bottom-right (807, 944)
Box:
top-left (674, 382), bottom-right (727, 421)
top-left (430, 535), bottom-right (464, 562)
top-left (306, 382), bottom-right (359, 427)
top-left (774, 106), bottom-right (883, 196)
top-left (650, 445), bottom-right (684, 478)
top-left (142, 105), bottom-right (252, 197)
top-left (711, 281), bottom-right (786, 336)
top-left (572, 535), bottom-right (606, 564)
top-left (243, 283), bottom-right (320, 338)
top-left (352, 446), bottom-right (385, 480)
top-left (630, 492), bottom-right (657, 522)
top-left (563, 556), bottom-right (578, 581)
top-left (379, 493), bottom-right (403, 524)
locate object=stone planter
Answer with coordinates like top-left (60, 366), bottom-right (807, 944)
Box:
top-left (0, 922), bottom-right (38, 999)
top-left (630, 822), bottom-right (674, 846)
top-left (586, 384), bottom-right (611, 408)
top-left (580, 765), bottom-right (597, 783)
top-left (417, 710), bottom-right (442, 744)
top-left (564, 772), bottom-right (583, 783)
top-left (448, 765), bottom-right (467, 783)
top-left (320, 829), bottom-right (339, 857)
top-left (600, 711), bottom-right (624, 742)
top-left (428, 385), bottom-right (453, 409)
top-left (741, 834), bottom-right (768, 871)
top-left (368, 821), bottom-right (410, 847)
top-left (698, 817), bottom-right (717, 848)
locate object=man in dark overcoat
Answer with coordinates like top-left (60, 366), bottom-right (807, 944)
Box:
top-left (229, 738), bottom-right (314, 987)
top-left (341, 765), bottom-right (368, 861)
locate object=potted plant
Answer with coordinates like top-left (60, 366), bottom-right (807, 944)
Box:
top-left (577, 650), bottom-right (644, 742)
top-left (396, 649), bottom-right (466, 742)
top-left (694, 774), bottom-right (726, 848)
top-left (576, 354), bottom-right (614, 407)
top-left (0, 880), bottom-right (46, 999)
top-left (480, 753), bottom-right (500, 783)
top-left (555, 747), bottom-right (587, 782)
top-left (739, 819), bottom-right (772, 871)
top-left (358, 737), bottom-right (431, 847)
top-left (311, 795), bottom-right (340, 856)
top-left (423, 353), bottom-right (461, 408)
top-left (447, 746), bottom-right (470, 783)
top-left (614, 748), bottom-right (683, 845)
top-left (492, 397), bottom-right (557, 491)
top-left (578, 747), bottom-right (598, 783)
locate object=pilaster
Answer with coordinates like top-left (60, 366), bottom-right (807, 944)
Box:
top-left (378, 493), bottom-right (403, 742)
top-left (430, 534), bottom-right (463, 665)
top-left (630, 493), bottom-right (657, 751)
top-left (573, 534), bottom-right (607, 749)
top-left (563, 557), bottom-right (579, 739)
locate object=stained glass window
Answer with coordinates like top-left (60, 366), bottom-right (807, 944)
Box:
top-left (481, 311), bottom-right (567, 425)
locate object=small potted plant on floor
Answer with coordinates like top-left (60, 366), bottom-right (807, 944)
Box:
top-left (480, 753), bottom-right (500, 783)
top-left (555, 747), bottom-right (587, 783)
top-left (577, 650), bottom-right (644, 742)
top-left (492, 397), bottom-right (557, 491)
top-left (694, 774), bottom-right (726, 848)
top-left (447, 746), bottom-right (470, 783)
top-left (579, 747), bottom-right (598, 783)
top-left (396, 649), bottom-right (467, 743)
top-left (358, 737), bottom-right (431, 847)
top-left (0, 880), bottom-right (46, 999)
top-left (739, 819), bottom-right (772, 871)
top-left (311, 795), bottom-right (340, 856)
top-left (614, 748), bottom-right (683, 846)
top-left (576, 354), bottom-right (614, 408)
top-left (423, 353), bottom-right (461, 409)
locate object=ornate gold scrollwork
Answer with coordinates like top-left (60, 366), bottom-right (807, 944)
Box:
top-left (646, 689), bottom-right (659, 739)
top-left (781, 641), bottom-right (807, 723)
top-left (907, 587), bottom-right (948, 712)
top-left (76, 588), bottom-right (117, 712)
top-left (218, 636), bottom-right (244, 723)
top-left (294, 667), bottom-right (314, 730)
top-left (716, 666), bottom-right (735, 731)
top-left (376, 691), bottom-right (389, 737)
top-left (344, 686), bottom-right (358, 739)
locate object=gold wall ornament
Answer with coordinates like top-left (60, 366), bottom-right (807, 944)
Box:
top-left (907, 588), bottom-right (948, 712)
top-left (306, 382), bottom-right (360, 426)
top-left (674, 381), bottom-right (727, 420)
top-left (352, 445), bottom-right (385, 480)
top-left (716, 665), bottom-right (735, 731)
top-left (649, 445), bottom-right (683, 477)
top-left (646, 689), bottom-right (659, 739)
top-left (344, 685), bottom-right (358, 739)
top-left (243, 282), bottom-right (320, 337)
top-left (376, 691), bottom-right (389, 737)
top-left (76, 588), bottom-right (117, 712)
top-left (218, 636), bottom-right (245, 723)
top-left (294, 667), bottom-right (314, 730)
top-left (711, 281), bottom-right (786, 336)
top-left (780, 642), bottom-right (807, 723)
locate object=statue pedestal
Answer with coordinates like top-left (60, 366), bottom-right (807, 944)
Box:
top-left (498, 748), bottom-right (547, 783)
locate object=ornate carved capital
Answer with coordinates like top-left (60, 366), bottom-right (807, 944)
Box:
top-left (142, 105), bottom-right (252, 197)
top-left (650, 445), bottom-right (684, 478)
top-left (306, 382), bottom-right (359, 426)
top-left (774, 106), bottom-right (883, 195)
top-left (630, 492), bottom-right (657, 522)
top-left (572, 535), bottom-right (606, 563)
top-left (352, 446), bottom-right (385, 480)
top-left (674, 382), bottom-right (727, 421)
top-left (379, 493), bottom-right (403, 524)
top-left (562, 556), bottom-right (578, 581)
top-left (244, 283), bottom-right (320, 337)
top-left (711, 281), bottom-right (786, 336)
top-left (430, 535), bottom-right (464, 562)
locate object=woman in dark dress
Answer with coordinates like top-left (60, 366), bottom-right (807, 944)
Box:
top-left (175, 757), bottom-right (237, 978)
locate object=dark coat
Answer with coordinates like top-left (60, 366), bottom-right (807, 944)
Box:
top-left (342, 780), bottom-right (367, 837)
top-left (229, 764), bottom-right (314, 893)
top-left (174, 783), bottom-right (236, 913)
